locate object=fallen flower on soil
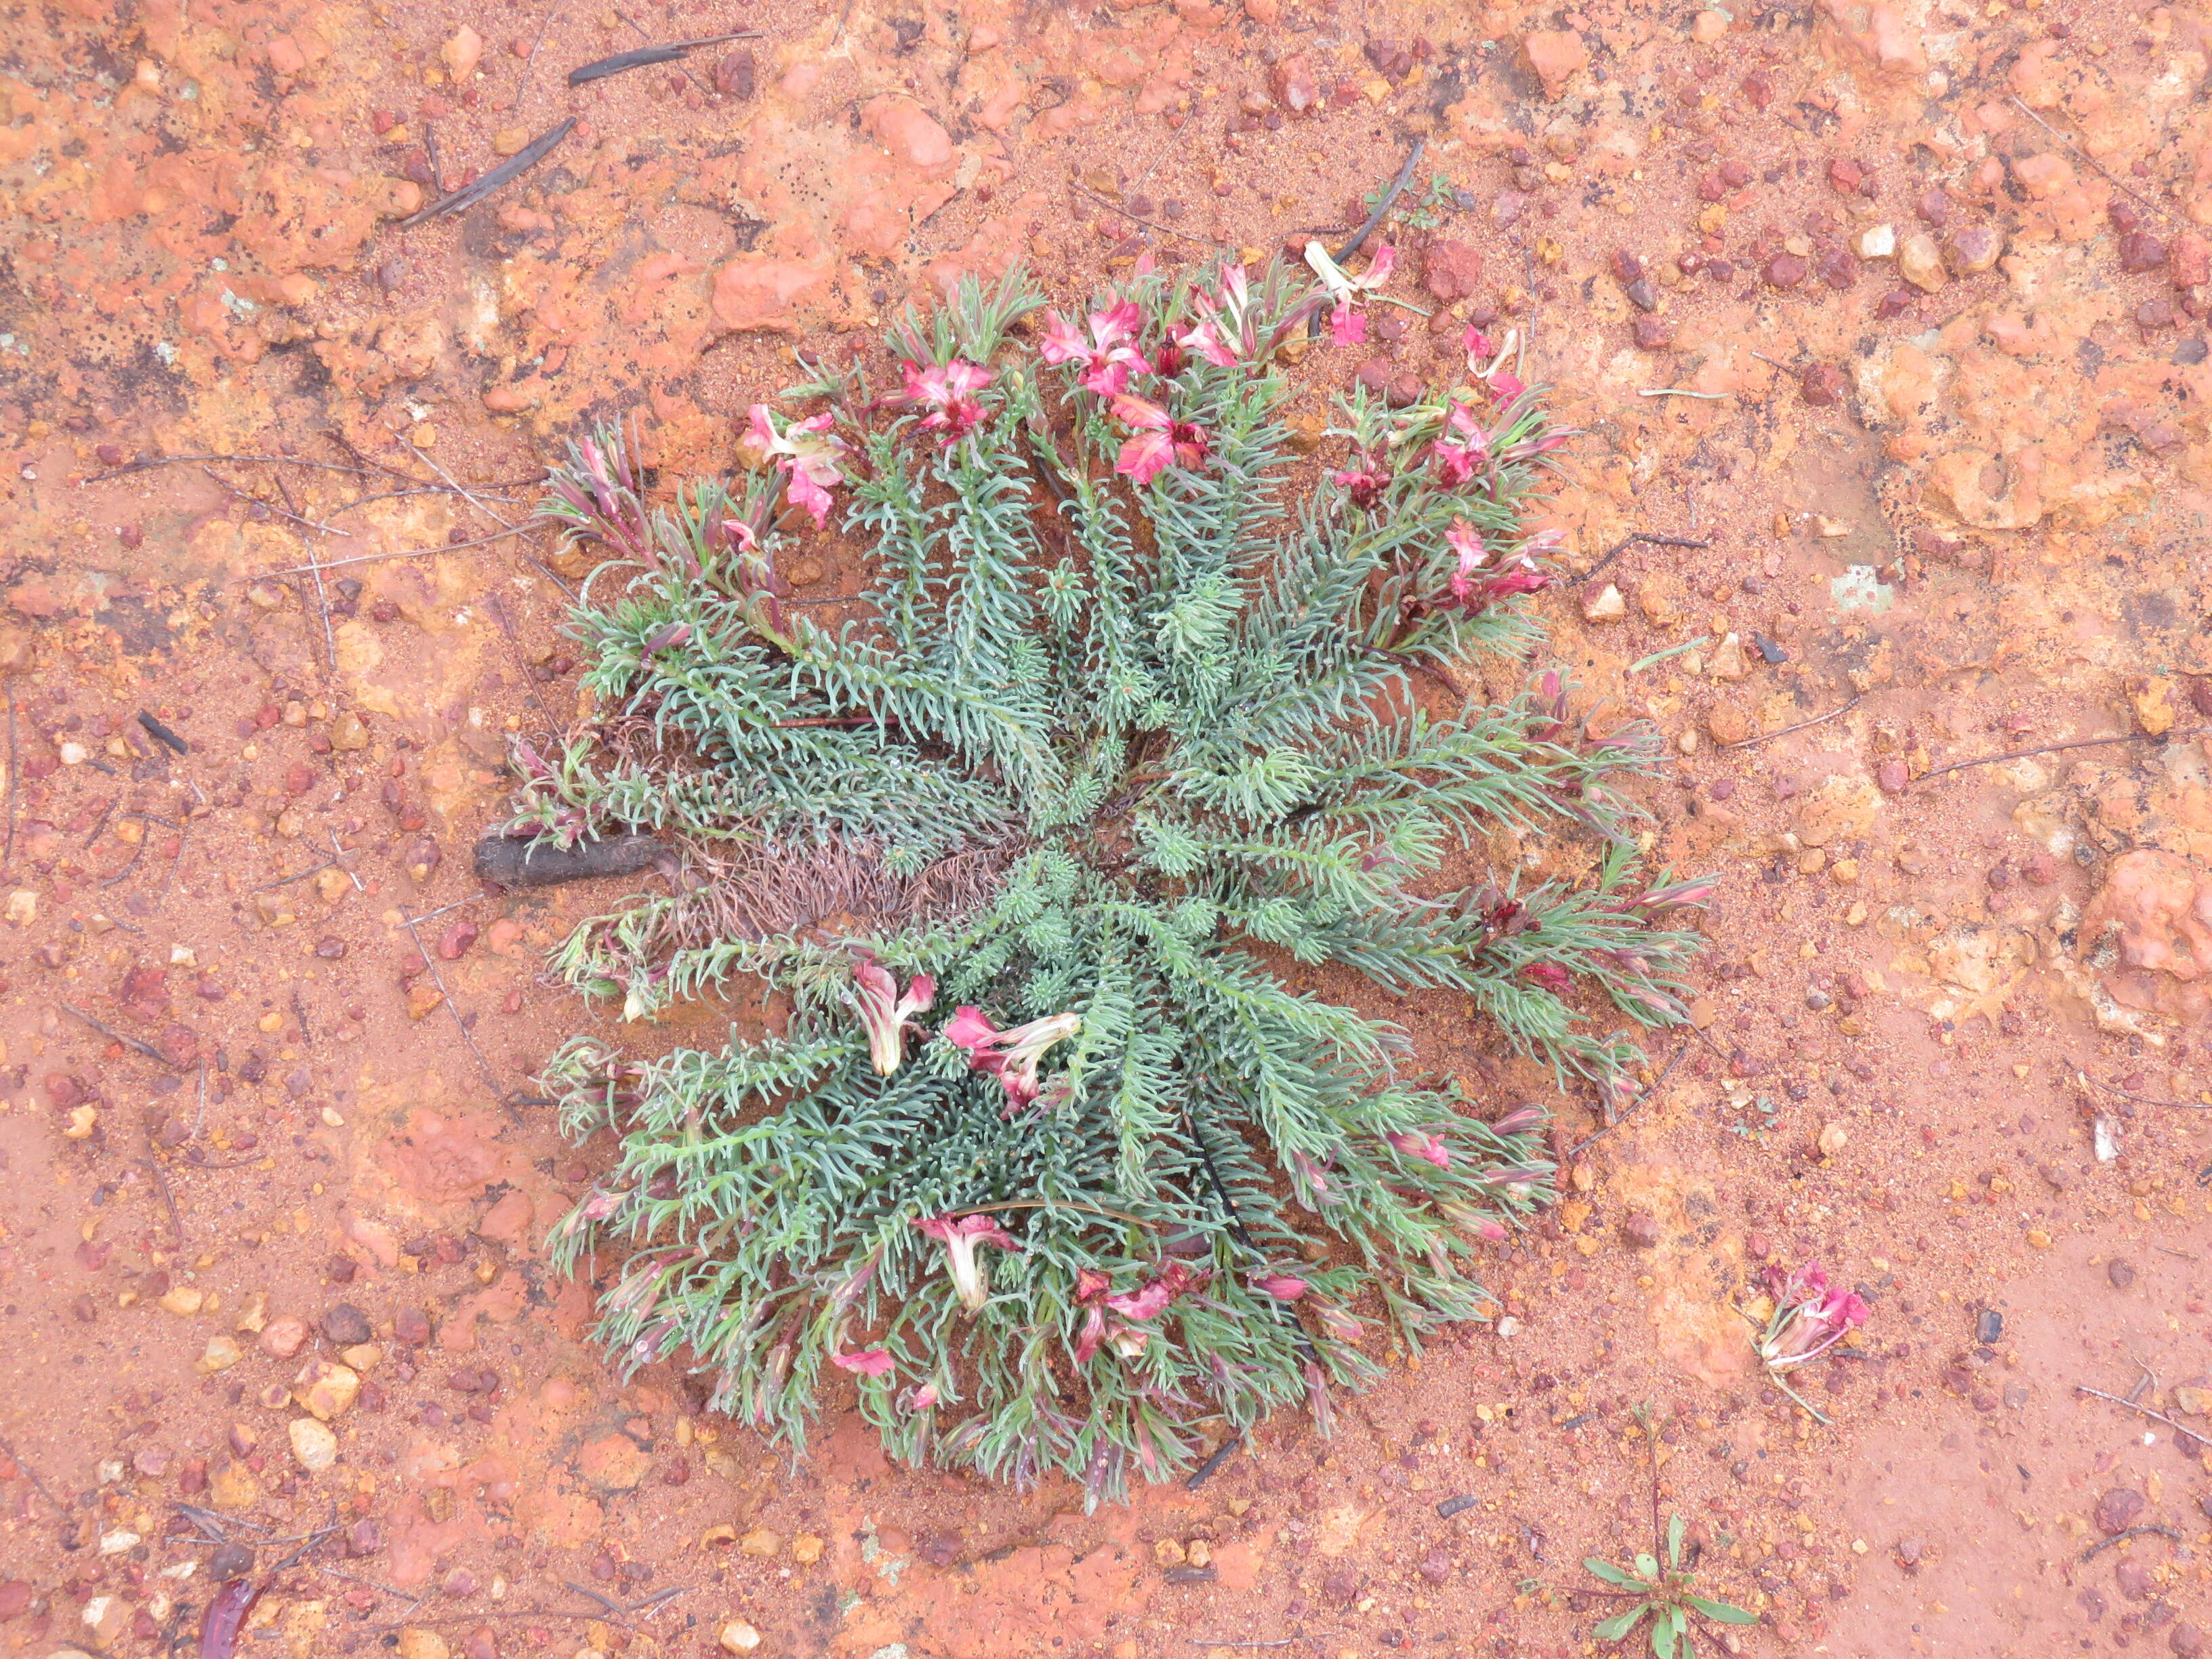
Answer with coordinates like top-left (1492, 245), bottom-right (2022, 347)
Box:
top-left (1743, 1259), bottom-right (1869, 1425)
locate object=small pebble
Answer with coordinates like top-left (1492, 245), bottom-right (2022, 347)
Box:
top-left (2108, 1258), bottom-right (2136, 1289)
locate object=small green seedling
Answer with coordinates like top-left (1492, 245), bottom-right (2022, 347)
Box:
top-left (1364, 171), bottom-right (1462, 232)
top-left (1582, 1406), bottom-right (1758, 1656)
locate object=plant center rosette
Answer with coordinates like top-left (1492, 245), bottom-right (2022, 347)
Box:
top-left (507, 259), bottom-right (1708, 1500)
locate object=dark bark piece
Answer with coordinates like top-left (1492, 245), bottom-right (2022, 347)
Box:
top-left (399, 118), bottom-right (576, 228)
top-left (473, 832), bottom-right (667, 889)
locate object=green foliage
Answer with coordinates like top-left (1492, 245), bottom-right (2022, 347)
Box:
top-left (1582, 1409), bottom-right (1758, 1656)
top-left (512, 260), bottom-right (1705, 1502)
top-left (1365, 171), bottom-right (1462, 232)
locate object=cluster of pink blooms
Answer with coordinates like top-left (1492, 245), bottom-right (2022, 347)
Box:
top-left (848, 954), bottom-right (1078, 1113)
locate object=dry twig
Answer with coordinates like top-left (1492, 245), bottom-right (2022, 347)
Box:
top-left (2074, 1384), bottom-right (2211, 1450)
top-left (1721, 695), bottom-right (1865, 752)
top-left (58, 1002), bottom-right (180, 1068)
top-left (1921, 726), bottom-right (2209, 780)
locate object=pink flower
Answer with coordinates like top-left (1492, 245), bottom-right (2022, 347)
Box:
top-left (943, 1006), bottom-right (1081, 1111)
top-left (1178, 317), bottom-right (1241, 367)
top-left (899, 1381), bottom-right (939, 1413)
top-left (1313, 1302), bottom-right (1365, 1343)
top-left (850, 953), bottom-right (935, 1076)
top-left (1105, 1262), bottom-right (1202, 1322)
top-left (894, 358), bottom-right (994, 441)
top-left (1251, 1271), bottom-right (1309, 1300)
top-left (1489, 1105), bottom-right (1547, 1137)
top-left (747, 405), bottom-right (847, 528)
top-left (1331, 451), bottom-right (1389, 510)
top-left (1178, 263), bottom-right (1254, 366)
top-left (1384, 1129), bottom-right (1453, 1170)
top-left (1073, 1267), bottom-right (1113, 1363)
top-left (913, 1213), bottom-right (1022, 1312)
top-left (1290, 1151), bottom-right (1340, 1208)
top-left (1110, 394), bottom-right (1211, 485)
top-left (1446, 518), bottom-right (1486, 607)
top-left (1306, 241), bottom-right (1397, 344)
top-left (1428, 402), bottom-right (1492, 487)
top-left (1427, 520), bottom-right (1553, 618)
top-left (832, 1347), bottom-right (895, 1378)
top-left (1040, 300), bottom-right (1152, 396)
top-left (1461, 325), bottom-right (1528, 405)
top-left (640, 621), bottom-right (692, 656)
top-left (1758, 1261), bottom-right (1869, 1370)
top-left (1521, 962), bottom-right (1574, 995)
top-left (1635, 874), bottom-right (1720, 913)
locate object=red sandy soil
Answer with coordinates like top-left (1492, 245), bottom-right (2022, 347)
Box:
top-left (3, 1), bottom-right (2212, 1657)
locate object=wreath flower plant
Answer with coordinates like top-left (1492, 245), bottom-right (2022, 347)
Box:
top-left (506, 256), bottom-right (1706, 1502)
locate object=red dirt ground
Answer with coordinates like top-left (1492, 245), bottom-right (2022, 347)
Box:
top-left (3, 1), bottom-right (2212, 1657)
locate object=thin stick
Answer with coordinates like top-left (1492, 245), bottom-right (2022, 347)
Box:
top-left (0, 1431), bottom-right (65, 1515)
top-left (274, 466), bottom-right (337, 674)
top-left (1065, 180), bottom-right (1229, 251)
top-left (158, 816), bottom-right (189, 907)
top-left (1638, 388), bottom-right (1728, 399)
top-left (423, 121), bottom-right (447, 196)
top-left (2083, 1523), bottom-right (2183, 1561)
top-left (199, 467), bottom-right (345, 537)
top-left (258, 525), bottom-right (527, 577)
top-left (2, 681), bottom-right (16, 872)
top-left (2011, 97), bottom-right (2176, 225)
top-left (559, 1581), bottom-right (633, 1624)
top-left (58, 1002), bottom-right (181, 1068)
top-left (415, 445), bottom-right (518, 530)
top-left (398, 890), bottom-right (491, 929)
top-left (142, 1157), bottom-right (185, 1246)
top-left (482, 592), bottom-right (558, 732)
top-left (2074, 1385), bottom-right (2212, 1450)
top-left (1188, 1643), bottom-right (1296, 1650)
top-left (2072, 1067), bottom-right (2211, 1112)
top-left (624, 1585), bottom-right (688, 1615)
top-left (1920, 725), bottom-right (2209, 780)
top-left (1582, 531), bottom-right (1711, 584)
top-left (396, 906), bottom-right (506, 1102)
top-left (192, 1060), bottom-right (207, 1140)
top-left (87, 452), bottom-right (386, 484)
top-left (1721, 694), bottom-right (1864, 752)
top-left (1567, 1040), bottom-right (1689, 1158)
top-left (251, 859), bottom-right (335, 892)
top-left (513, 0), bottom-right (563, 109)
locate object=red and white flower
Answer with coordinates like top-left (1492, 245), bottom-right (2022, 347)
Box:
top-left (1463, 325), bottom-right (1527, 404)
top-left (1305, 240), bottom-right (1398, 349)
top-left (746, 405), bottom-right (848, 528)
top-left (1757, 1261), bottom-right (1869, 1371)
top-left (849, 952), bottom-right (935, 1077)
top-left (1039, 299), bottom-right (1153, 396)
top-left (913, 1213), bottom-right (1022, 1312)
top-left (943, 1006), bottom-right (1080, 1110)
top-left (831, 1347), bottom-right (895, 1378)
